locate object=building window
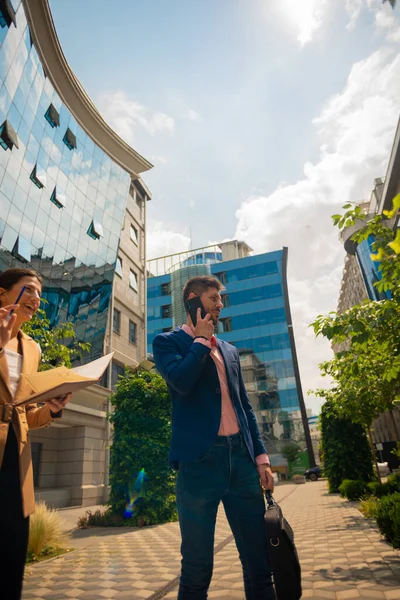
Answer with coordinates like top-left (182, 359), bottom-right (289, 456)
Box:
top-left (215, 272), bottom-right (227, 285)
top-left (30, 164), bottom-right (46, 189)
top-left (44, 104), bottom-right (60, 128)
top-left (161, 305), bottom-right (172, 319)
top-left (220, 317), bottom-right (232, 332)
top-left (129, 320), bottom-right (137, 344)
top-left (161, 282), bottom-right (171, 296)
top-left (222, 294), bottom-right (230, 308)
top-left (0, 120), bottom-right (18, 151)
top-left (50, 186), bottom-right (66, 208)
top-left (12, 236), bottom-right (31, 262)
top-left (130, 224), bottom-right (138, 245)
top-left (111, 362), bottom-right (125, 390)
top-left (115, 256), bottom-right (123, 277)
top-left (63, 128), bottom-right (77, 150)
top-left (113, 308), bottom-right (121, 334)
top-left (87, 220), bottom-right (103, 240)
top-left (0, 0), bottom-right (16, 29)
top-left (129, 270), bottom-right (138, 292)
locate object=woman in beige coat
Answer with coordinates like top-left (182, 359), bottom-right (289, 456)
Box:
top-left (0, 268), bottom-right (71, 600)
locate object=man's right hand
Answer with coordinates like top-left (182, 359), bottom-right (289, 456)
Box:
top-left (193, 309), bottom-right (214, 340)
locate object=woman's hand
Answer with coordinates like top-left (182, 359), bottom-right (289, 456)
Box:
top-left (47, 393), bottom-right (72, 414)
top-left (0, 304), bottom-right (19, 348)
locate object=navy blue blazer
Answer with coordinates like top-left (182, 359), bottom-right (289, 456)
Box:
top-left (152, 327), bottom-right (267, 464)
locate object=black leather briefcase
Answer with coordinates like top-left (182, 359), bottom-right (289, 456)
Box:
top-left (264, 491), bottom-right (302, 600)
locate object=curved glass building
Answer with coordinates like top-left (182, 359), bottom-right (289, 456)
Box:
top-left (0, 0), bottom-right (152, 362)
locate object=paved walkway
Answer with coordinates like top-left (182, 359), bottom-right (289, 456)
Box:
top-left (23, 481), bottom-right (400, 600)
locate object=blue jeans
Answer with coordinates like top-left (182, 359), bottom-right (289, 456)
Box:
top-left (176, 432), bottom-right (275, 600)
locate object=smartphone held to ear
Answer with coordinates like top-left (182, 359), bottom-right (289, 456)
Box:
top-left (185, 296), bottom-right (207, 326)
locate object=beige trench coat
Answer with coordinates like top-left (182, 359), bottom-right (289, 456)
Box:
top-left (0, 331), bottom-right (56, 517)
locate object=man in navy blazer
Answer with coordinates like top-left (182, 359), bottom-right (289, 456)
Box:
top-left (153, 276), bottom-right (275, 600)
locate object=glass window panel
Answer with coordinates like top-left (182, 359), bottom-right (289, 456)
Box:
top-left (1, 223), bottom-right (18, 251)
top-left (129, 320), bottom-right (137, 344)
top-left (129, 269), bottom-right (138, 292)
top-left (113, 308), bottom-right (120, 334)
top-left (130, 223), bottom-right (138, 245)
top-left (115, 256), bottom-right (122, 277)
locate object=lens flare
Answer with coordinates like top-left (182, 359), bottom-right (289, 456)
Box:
top-left (123, 468), bottom-right (147, 518)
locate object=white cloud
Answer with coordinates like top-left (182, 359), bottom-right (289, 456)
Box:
top-left (235, 46), bottom-right (400, 412)
top-left (97, 91), bottom-right (174, 144)
top-left (185, 109), bottom-right (201, 122)
top-left (345, 0), bottom-right (363, 30)
top-left (345, 0), bottom-right (400, 40)
top-left (149, 155), bottom-right (168, 165)
top-left (146, 222), bottom-right (190, 264)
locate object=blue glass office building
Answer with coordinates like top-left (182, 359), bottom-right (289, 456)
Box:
top-left (147, 243), bottom-right (315, 470)
top-left (0, 0), bottom-right (151, 363)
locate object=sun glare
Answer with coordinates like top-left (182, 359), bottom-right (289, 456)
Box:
top-left (279, 0), bottom-right (326, 46)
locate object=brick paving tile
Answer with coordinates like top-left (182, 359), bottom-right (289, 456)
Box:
top-left (23, 481), bottom-right (400, 599)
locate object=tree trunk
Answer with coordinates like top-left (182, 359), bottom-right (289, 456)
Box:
top-left (367, 426), bottom-right (382, 483)
top-left (389, 409), bottom-right (399, 441)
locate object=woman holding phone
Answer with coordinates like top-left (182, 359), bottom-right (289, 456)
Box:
top-left (0, 268), bottom-right (71, 600)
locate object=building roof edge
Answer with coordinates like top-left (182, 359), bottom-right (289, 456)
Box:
top-left (23, 0), bottom-right (153, 178)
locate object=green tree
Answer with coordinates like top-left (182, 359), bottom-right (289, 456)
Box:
top-left (22, 305), bottom-right (90, 370)
top-left (281, 442), bottom-right (300, 478)
top-left (108, 368), bottom-right (177, 526)
top-left (311, 197), bottom-right (400, 479)
top-left (320, 399), bottom-right (374, 492)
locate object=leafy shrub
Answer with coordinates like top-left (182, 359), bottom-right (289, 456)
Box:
top-left (367, 481), bottom-right (391, 498)
top-left (387, 473), bottom-right (400, 494)
top-left (320, 400), bottom-right (374, 493)
top-left (375, 493), bottom-right (400, 548)
top-left (28, 502), bottom-right (68, 557)
top-left (360, 497), bottom-right (379, 519)
top-left (77, 509), bottom-right (128, 528)
top-left (108, 369), bottom-right (177, 526)
top-left (339, 479), bottom-right (368, 500)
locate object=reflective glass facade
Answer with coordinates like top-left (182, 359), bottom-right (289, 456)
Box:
top-left (147, 248), bottom-right (312, 471)
top-left (356, 236), bottom-right (391, 301)
top-left (0, 1), bottom-right (131, 362)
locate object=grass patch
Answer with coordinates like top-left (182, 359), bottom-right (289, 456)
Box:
top-left (359, 497), bottom-right (379, 519)
top-left (28, 502), bottom-right (70, 562)
top-left (26, 546), bottom-right (72, 564)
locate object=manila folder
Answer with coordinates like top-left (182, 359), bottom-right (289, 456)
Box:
top-left (15, 352), bottom-right (114, 406)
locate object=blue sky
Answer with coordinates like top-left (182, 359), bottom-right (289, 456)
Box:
top-left (50, 0), bottom-right (400, 413)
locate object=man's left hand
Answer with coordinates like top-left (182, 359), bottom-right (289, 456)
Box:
top-left (47, 393), bottom-right (72, 414)
top-left (257, 464), bottom-right (274, 493)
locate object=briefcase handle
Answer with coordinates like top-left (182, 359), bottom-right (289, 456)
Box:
top-left (265, 489), bottom-right (275, 509)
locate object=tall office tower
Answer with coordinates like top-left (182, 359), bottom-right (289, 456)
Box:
top-left (0, 0), bottom-right (153, 506)
top-left (147, 241), bottom-right (315, 473)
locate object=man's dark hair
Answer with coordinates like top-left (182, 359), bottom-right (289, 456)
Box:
top-left (182, 276), bottom-right (224, 309)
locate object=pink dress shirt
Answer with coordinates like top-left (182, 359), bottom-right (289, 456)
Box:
top-left (182, 324), bottom-right (270, 466)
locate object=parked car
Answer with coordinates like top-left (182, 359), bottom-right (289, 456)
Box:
top-left (304, 466), bottom-right (321, 481)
